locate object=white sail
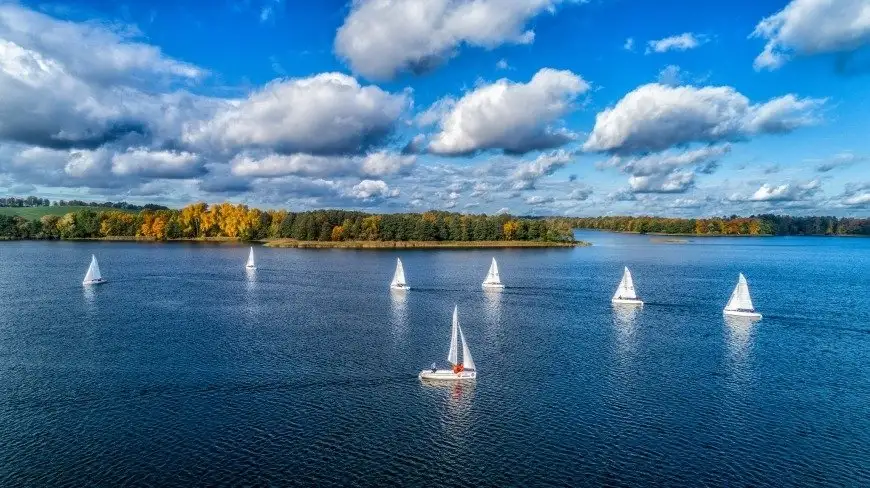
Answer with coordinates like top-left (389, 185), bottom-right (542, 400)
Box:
top-left (459, 325), bottom-right (475, 371)
top-left (613, 267), bottom-right (637, 300)
top-left (246, 247), bottom-right (256, 268)
top-left (447, 305), bottom-right (459, 365)
top-left (725, 273), bottom-right (755, 312)
top-left (483, 258), bottom-right (501, 285)
top-left (83, 255), bottom-right (103, 284)
top-left (390, 258), bottom-right (407, 287)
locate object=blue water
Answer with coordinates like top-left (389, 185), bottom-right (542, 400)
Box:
top-left (0, 233), bottom-right (868, 486)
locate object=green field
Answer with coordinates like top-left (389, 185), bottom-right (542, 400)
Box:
top-left (0, 206), bottom-right (138, 219)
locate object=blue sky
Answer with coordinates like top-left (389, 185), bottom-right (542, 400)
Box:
top-left (0, 0), bottom-right (868, 216)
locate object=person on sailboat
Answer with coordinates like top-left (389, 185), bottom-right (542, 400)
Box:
top-left (431, 362), bottom-right (437, 373)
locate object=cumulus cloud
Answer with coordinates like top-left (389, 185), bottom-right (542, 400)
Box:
top-left (230, 152), bottom-right (415, 178)
top-left (0, 4), bottom-right (202, 87)
top-left (510, 149), bottom-right (574, 190)
top-left (525, 195), bottom-right (555, 205)
top-left (111, 149), bottom-right (205, 178)
top-left (748, 179), bottom-right (821, 201)
top-left (600, 145), bottom-right (729, 194)
top-left (629, 171), bottom-right (695, 193)
top-left (751, 0), bottom-right (870, 71)
top-left (428, 68), bottom-right (589, 155)
top-left (335, 0), bottom-right (576, 80)
top-left (841, 183), bottom-right (870, 207)
top-left (623, 37), bottom-right (635, 51)
top-left (583, 83), bottom-right (825, 155)
top-left (184, 73), bottom-right (410, 156)
top-left (348, 179), bottom-right (400, 200)
top-left (646, 33), bottom-right (707, 54)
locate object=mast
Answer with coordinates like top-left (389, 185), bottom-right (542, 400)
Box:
top-left (447, 305), bottom-right (459, 365)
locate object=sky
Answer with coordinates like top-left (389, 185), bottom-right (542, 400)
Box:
top-left (0, 0), bottom-right (869, 216)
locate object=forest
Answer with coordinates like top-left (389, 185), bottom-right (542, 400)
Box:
top-left (0, 201), bottom-right (575, 242)
top-left (566, 215), bottom-right (870, 236)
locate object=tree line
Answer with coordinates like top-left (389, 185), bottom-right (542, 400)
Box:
top-left (0, 196), bottom-right (168, 211)
top-left (565, 215), bottom-right (870, 236)
top-left (0, 202), bottom-right (575, 242)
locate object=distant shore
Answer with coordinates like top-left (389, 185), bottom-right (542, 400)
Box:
top-left (263, 239), bottom-right (588, 249)
top-left (53, 236), bottom-right (589, 248)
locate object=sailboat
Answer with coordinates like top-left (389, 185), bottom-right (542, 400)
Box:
top-left (245, 247), bottom-right (256, 270)
top-left (419, 306), bottom-right (477, 381)
top-left (723, 273), bottom-right (762, 319)
top-left (612, 266), bottom-right (643, 305)
top-left (390, 258), bottom-right (409, 290)
top-left (481, 257), bottom-right (505, 289)
top-left (82, 254), bottom-right (106, 286)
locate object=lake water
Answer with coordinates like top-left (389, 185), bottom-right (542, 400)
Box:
top-left (1, 232), bottom-right (868, 486)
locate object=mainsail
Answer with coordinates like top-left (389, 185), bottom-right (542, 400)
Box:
top-left (246, 247), bottom-right (256, 268)
top-left (447, 306), bottom-right (459, 365)
top-left (83, 255), bottom-right (102, 283)
top-left (613, 267), bottom-right (637, 300)
top-left (725, 273), bottom-right (755, 311)
top-left (459, 326), bottom-right (475, 371)
top-left (391, 258), bottom-right (407, 287)
top-left (483, 258), bottom-right (501, 285)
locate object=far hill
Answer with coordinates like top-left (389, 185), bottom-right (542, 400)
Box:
top-left (0, 206), bottom-right (139, 219)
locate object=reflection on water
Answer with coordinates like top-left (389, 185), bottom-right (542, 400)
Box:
top-left (243, 268), bottom-right (259, 318)
top-left (724, 315), bottom-right (756, 367)
top-left (482, 288), bottom-right (502, 332)
top-left (82, 285), bottom-right (97, 312)
top-left (423, 380), bottom-right (476, 443)
top-left (612, 303), bottom-right (640, 358)
top-left (390, 289), bottom-right (408, 335)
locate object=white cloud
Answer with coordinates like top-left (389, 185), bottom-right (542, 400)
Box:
top-left (229, 151), bottom-right (415, 178)
top-left (843, 191), bottom-right (870, 206)
top-left (184, 73), bottom-right (410, 156)
top-left (496, 58), bottom-right (511, 70)
top-left (751, 0), bottom-right (870, 71)
top-left (583, 83), bottom-right (824, 155)
top-left (335, 0), bottom-right (576, 80)
top-left (510, 149), bottom-right (574, 189)
top-left (111, 149), bottom-right (204, 178)
top-left (0, 4), bottom-right (202, 86)
top-left (646, 33), bottom-right (707, 54)
top-left (428, 68), bottom-right (589, 155)
top-left (749, 179), bottom-right (821, 201)
top-left (349, 179), bottom-right (399, 200)
top-left (617, 145), bottom-right (730, 177)
top-left (623, 37), bottom-right (635, 51)
top-left (629, 171), bottom-right (695, 193)
top-left (525, 195), bottom-right (555, 205)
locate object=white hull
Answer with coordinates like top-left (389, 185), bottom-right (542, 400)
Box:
top-left (612, 298), bottom-right (643, 305)
top-left (390, 284), bottom-right (410, 291)
top-left (724, 309), bottom-right (762, 319)
top-left (82, 278), bottom-right (106, 286)
top-left (482, 283), bottom-right (504, 289)
top-left (419, 369), bottom-right (477, 381)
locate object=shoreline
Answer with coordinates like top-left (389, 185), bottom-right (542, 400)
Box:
top-left (262, 239), bottom-right (587, 249)
top-left (576, 229), bottom-right (869, 238)
top-left (16, 237), bottom-right (588, 248)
